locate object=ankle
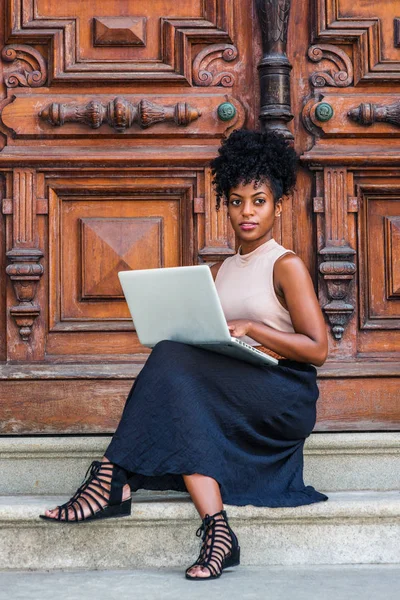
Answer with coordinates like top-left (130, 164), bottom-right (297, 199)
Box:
top-left (200, 508), bottom-right (224, 520)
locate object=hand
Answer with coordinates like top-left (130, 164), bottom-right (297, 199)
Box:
top-left (227, 319), bottom-right (253, 338)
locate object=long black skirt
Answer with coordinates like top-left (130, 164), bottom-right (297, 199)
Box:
top-left (105, 340), bottom-right (329, 507)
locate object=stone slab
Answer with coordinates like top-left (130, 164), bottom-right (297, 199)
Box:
top-left (0, 491), bottom-right (399, 570)
top-left (1, 433), bottom-right (399, 495)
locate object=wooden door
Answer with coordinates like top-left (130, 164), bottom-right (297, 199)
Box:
top-left (0, 0), bottom-right (398, 434)
top-left (292, 0), bottom-right (400, 429)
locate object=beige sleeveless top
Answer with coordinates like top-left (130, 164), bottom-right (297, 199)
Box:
top-left (215, 237), bottom-right (295, 347)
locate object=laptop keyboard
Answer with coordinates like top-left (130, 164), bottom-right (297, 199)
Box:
top-left (233, 338), bottom-right (263, 353)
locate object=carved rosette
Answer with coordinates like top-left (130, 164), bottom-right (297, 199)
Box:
top-left (6, 248), bottom-right (44, 341)
top-left (39, 97), bottom-right (201, 132)
top-left (318, 253), bottom-right (356, 340)
top-left (255, 0), bottom-right (294, 139)
top-left (308, 45), bottom-right (353, 88)
top-left (1, 44), bottom-right (47, 88)
top-left (348, 100), bottom-right (400, 128)
top-left (192, 44), bottom-right (238, 87)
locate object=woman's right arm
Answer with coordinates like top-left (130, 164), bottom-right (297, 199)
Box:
top-left (210, 261), bottom-right (224, 282)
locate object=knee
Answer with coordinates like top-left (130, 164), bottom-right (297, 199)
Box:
top-left (151, 339), bottom-right (186, 358)
top-left (153, 339), bottom-right (177, 351)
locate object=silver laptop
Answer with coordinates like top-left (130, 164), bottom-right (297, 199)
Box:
top-left (118, 265), bottom-right (278, 367)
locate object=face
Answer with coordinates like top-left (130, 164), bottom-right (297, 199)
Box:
top-left (227, 180), bottom-right (282, 247)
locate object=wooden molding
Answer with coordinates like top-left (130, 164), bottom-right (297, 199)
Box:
top-left (39, 97), bottom-right (201, 132)
top-left (348, 100), bottom-right (400, 128)
top-left (395, 18), bottom-right (400, 47)
top-left (315, 168), bottom-right (357, 340)
top-left (5, 169), bottom-right (44, 341)
top-left (7, 0), bottom-right (234, 83)
top-left (385, 216), bottom-right (400, 298)
top-left (197, 168), bottom-right (236, 262)
top-left (313, 0), bottom-right (400, 83)
top-left (357, 183), bottom-right (400, 331)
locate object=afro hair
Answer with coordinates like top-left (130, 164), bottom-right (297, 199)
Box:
top-left (210, 129), bottom-right (297, 211)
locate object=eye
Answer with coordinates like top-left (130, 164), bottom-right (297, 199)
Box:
top-left (255, 198), bottom-right (266, 204)
top-left (230, 199), bottom-right (241, 206)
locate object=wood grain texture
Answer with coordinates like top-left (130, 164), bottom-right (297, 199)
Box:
top-left (93, 17), bottom-right (147, 47)
top-left (0, 0), bottom-right (399, 434)
top-left (358, 185), bottom-right (400, 330)
top-left (7, 0), bottom-right (235, 83)
top-left (312, 0), bottom-right (400, 83)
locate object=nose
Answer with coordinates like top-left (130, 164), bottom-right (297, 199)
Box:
top-left (241, 201), bottom-right (255, 218)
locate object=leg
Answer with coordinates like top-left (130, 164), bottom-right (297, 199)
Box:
top-left (183, 473), bottom-right (240, 579)
top-left (43, 457), bottom-right (131, 521)
top-left (183, 473), bottom-right (223, 519)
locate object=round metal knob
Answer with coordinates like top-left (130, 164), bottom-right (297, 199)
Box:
top-left (315, 102), bottom-right (334, 122)
top-left (217, 102), bottom-right (236, 121)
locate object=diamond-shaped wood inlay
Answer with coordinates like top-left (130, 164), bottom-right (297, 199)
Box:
top-left (93, 16), bottom-right (147, 46)
top-left (81, 217), bottom-right (162, 299)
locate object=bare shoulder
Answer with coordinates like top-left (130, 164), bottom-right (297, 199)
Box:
top-left (209, 260), bottom-right (224, 282)
top-left (274, 252), bottom-right (311, 280)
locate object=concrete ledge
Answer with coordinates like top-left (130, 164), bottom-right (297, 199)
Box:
top-left (2, 565), bottom-right (400, 600)
top-left (1, 433), bottom-right (399, 495)
top-left (0, 491), bottom-right (399, 569)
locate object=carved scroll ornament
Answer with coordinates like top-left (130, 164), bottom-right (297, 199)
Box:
top-left (348, 100), bottom-right (400, 128)
top-left (308, 44), bottom-right (353, 88)
top-left (255, 0), bottom-right (294, 139)
top-left (39, 97), bottom-right (201, 132)
top-left (192, 44), bottom-right (238, 87)
top-left (1, 44), bottom-right (47, 88)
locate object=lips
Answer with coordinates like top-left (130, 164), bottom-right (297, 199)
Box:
top-left (239, 222), bottom-right (258, 230)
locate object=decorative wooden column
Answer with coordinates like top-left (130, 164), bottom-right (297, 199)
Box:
top-left (314, 168), bottom-right (356, 340)
top-left (5, 169), bottom-right (43, 341)
top-left (255, 0), bottom-right (293, 138)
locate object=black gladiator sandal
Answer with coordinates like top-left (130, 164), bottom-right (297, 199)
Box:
top-left (185, 509), bottom-right (240, 580)
top-left (39, 460), bottom-right (131, 523)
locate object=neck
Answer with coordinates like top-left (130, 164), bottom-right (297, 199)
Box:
top-left (239, 234), bottom-right (274, 255)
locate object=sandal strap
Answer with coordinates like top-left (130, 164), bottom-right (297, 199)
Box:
top-left (55, 460), bottom-right (128, 521)
top-left (189, 509), bottom-right (235, 577)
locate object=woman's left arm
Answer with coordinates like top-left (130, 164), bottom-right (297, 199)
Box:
top-left (227, 254), bottom-right (328, 366)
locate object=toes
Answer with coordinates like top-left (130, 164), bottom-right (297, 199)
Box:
top-left (44, 508), bottom-right (63, 520)
top-left (187, 566), bottom-right (211, 578)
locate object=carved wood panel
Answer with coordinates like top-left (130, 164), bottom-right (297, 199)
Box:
top-left (5, 0), bottom-right (236, 83)
top-left (357, 183), bottom-right (400, 331)
top-left (50, 196), bottom-right (180, 328)
top-left (1, 0), bottom-right (399, 433)
top-left (313, 0), bottom-right (400, 82)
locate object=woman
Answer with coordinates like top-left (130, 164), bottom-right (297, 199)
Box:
top-left (40, 129), bottom-right (329, 580)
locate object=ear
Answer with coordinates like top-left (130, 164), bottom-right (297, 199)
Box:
top-left (275, 199), bottom-right (283, 217)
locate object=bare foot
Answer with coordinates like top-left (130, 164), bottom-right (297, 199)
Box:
top-left (44, 457), bottom-right (131, 521)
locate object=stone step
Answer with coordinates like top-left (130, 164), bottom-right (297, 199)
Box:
top-left (1, 433), bottom-right (399, 495)
top-left (0, 491), bottom-right (399, 570)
